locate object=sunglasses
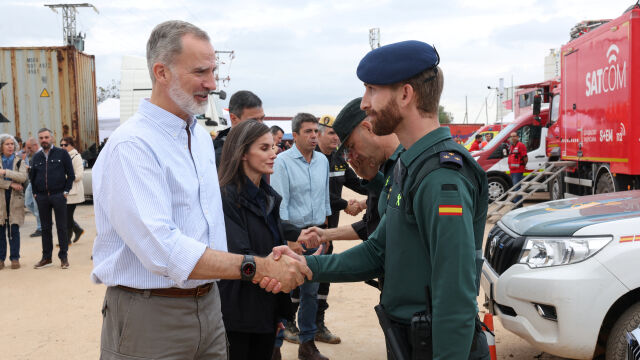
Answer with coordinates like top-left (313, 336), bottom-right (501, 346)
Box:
top-left (60, 143), bottom-right (69, 147)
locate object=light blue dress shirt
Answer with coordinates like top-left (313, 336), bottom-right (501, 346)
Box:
top-left (91, 99), bottom-right (227, 289)
top-left (271, 144), bottom-right (331, 228)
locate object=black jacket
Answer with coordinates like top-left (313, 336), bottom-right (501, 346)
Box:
top-left (29, 146), bottom-right (75, 195)
top-left (213, 127), bottom-right (231, 167)
top-left (218, 178), bottom-right (293, 333)
top-left (319, 148), bottom-right (367, 228)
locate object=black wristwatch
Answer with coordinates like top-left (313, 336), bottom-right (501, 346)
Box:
top-left (240, 255), bottom-right (256, 282)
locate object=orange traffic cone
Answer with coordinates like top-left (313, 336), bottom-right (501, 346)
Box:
top-left (483, 313), bottom-right (497, 360)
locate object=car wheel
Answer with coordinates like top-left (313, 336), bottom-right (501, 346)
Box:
top-left (487, 176), bottom-right (508, 202)
top-left (548, 175), bottom-right (563, 200)
top-left (606, 302), bottom-right (640, 360)
top-left (596, 171), bottom-right (617, 194)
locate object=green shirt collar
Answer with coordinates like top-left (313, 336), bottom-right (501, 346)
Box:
top-left (399, 126), bottom-right (452, 167)
top-left (388, 144), bottom-right (404, 162)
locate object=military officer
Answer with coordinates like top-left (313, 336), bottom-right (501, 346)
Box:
top-left (270, 40), bottom-right (490, 359)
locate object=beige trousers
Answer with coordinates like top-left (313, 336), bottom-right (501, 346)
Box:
top-left (100, 283), bottom-right (228, 359)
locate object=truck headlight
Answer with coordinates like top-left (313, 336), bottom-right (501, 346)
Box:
top-left (518, 236), bottom-right (612, 268)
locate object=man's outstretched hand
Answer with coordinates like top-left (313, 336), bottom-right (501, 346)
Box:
top-left (256, 245), bottom-right (325, 290)
top-left (253, 251), bottom-right (313, 293)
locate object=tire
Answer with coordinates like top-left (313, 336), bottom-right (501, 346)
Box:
top-left (487, 176), bottom-right (509, 202)
top-left (548, 175), bottom-right (564, 201)
top-left (596, 170), bottom-right (618, 194)
top-left (606, 302), bottom-right (640, 360)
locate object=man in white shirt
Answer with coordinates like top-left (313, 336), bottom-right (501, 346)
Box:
top-left (91, 20), bottom-right (311, 360)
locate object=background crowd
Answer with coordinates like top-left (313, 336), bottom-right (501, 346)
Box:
top-left (0, 129), bottom-right (85, 270)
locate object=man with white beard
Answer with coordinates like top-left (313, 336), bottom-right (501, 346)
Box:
top-left (91, 20), bottom-right (312, 359)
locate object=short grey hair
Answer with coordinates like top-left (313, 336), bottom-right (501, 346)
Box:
top-left (0, 134), bottom-right (16, 151)
top-left (291, 113), bottom-right (318, 134)
top-left (146, 20), bottom-right (210, 83)
top-left (318, 124), bottom-right (330, 135)
top-left (38, 128), bottom-right (52, 136)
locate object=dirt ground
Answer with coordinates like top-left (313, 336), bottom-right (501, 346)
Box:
top-left (0, 190), bottom-right (569, 360)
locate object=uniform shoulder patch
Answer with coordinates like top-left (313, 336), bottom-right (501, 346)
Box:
top-left (439, 151), bottom-right (463, 168)
top-left (438, 204), bottom-right (462, 216)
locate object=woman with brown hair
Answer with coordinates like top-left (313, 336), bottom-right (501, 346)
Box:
top-left (0, 134), bottom-right (27, 269)
top-left (60, 137), bottom-right (84, 245)
top-left (217, 119), bottom-right (294, 360)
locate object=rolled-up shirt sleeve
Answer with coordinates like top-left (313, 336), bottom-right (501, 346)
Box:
top-left (106, 141), bottom-right (206, 286)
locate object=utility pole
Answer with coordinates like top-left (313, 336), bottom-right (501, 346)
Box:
top-left (463, 96), bottom-right (468, 124)
top-left (369, 28), bottom-right (380, 50)
top-left (485, 97), bottom-right (489, 125)
top-left (498, 77), bottom-right (504, 123)
top-left (45, 3), bottom-right (99, 51)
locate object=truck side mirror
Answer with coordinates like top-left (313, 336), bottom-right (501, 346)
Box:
top-left (501, 143), bottom-right (509, 157)
top-left (533, 94), bottom-right (541, 115)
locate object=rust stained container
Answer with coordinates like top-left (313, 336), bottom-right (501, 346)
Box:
top-left (0, 46), bottom-right (98, 151)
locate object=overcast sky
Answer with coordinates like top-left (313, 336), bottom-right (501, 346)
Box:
top-left (1, 0), bottom-right (635, 123)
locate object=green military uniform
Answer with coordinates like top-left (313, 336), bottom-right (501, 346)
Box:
top-left (307, 127), bottom-right (488, 359)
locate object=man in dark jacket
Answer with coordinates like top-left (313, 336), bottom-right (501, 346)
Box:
top-left (30, 128), bottom-right (74, 269)
top-left (313, 114), bottom-right (367, 344)
top-left (213, 90), bottom-right (265, 166)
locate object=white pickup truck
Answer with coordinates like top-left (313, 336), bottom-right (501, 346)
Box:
top-left (481, 190), bottom-right (640, 359)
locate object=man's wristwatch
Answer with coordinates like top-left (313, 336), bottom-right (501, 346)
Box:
top-left (240, 254), bottom-right (256, 282)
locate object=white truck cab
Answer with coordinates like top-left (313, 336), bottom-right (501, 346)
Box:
top-left (482, 191), bottom-right (640, 359)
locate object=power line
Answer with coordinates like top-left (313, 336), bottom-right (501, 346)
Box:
top-left (45, 3), bottom-right (99, 50)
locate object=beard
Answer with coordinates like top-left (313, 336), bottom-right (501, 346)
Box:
top-left (368, 98), bottom-right (402, 136)
top-left (168, 78), bottom-right (208, 116)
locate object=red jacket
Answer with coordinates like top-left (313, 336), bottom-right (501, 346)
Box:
top-left (469, 140), bottom-right (481, 152)
top-left (508, 142), bottom-right (527, 173)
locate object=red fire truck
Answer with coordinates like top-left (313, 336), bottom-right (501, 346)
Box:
top-left (546, 5), bottom-right (640, 199)
top-left (474, 4), bottom-right (640, 201)
top-left (471, 81), bottom-right (557, 201)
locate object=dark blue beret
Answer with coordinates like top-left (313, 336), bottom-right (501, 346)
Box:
top-left (357, 40), bottom-right (439, 85)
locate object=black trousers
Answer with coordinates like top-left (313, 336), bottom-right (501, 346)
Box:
top-left (226, 331), bottom-right (275, 360)
top-left (66, 203), bottom-right (81, 242)
top-left (35, 192), bottom-right (68, 260)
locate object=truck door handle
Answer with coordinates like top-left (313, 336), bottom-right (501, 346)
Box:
top-left (535, 155), bottom-right (545, 158)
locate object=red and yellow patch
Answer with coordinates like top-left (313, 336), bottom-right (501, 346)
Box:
top-left (620, 236), bottom-right (634, 243)
top-left (439, 205), bottom-right (462, 216)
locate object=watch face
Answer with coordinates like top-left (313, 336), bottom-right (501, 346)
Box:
top-left (242, 263), bottom-right (256, 276)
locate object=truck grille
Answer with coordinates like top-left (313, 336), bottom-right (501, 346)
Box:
top-left (484, 224), bottom-right (526, 275)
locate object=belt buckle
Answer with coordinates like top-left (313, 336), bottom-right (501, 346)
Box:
top-left (196, 284), bottom-right (209, 297)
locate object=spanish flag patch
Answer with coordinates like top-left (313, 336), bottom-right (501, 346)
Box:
top-left (439, 205), bottom-right (462, 216)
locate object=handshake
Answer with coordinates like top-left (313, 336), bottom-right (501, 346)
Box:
top-left (253, 245), bottom-right (322, 294)
top-left (345, 199), bottom-right (366, 216)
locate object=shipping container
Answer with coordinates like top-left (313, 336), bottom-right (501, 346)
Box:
top-left (0, 46), bottom-right (98, 151)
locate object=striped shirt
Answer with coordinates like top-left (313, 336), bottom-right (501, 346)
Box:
top-left (271, 145), bottom-right (331, 228)
top-left (91, 99), bottom-right (227, 289)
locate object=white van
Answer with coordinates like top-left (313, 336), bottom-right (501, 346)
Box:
top-left (482, 191), bottom-right (640, 359)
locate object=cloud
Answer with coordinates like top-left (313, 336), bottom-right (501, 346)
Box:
top-left (1, 0), bottom-right (636, 122)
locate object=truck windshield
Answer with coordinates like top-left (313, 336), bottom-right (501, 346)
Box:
top-left (485, 123), bottom-right (517, 149)
top-left (550, 95), bottom-right (560, 125)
